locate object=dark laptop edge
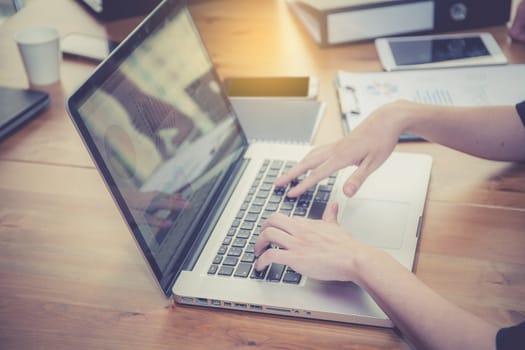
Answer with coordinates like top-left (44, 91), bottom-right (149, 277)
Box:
top-left (65, 0), bottom-right (250, 296)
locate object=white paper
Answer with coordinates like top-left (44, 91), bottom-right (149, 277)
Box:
top-left (336, 64), bottom-right (525, 133)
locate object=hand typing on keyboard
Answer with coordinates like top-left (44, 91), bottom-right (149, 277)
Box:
top-left (256, 100), bottom-right (525, 350)
top-left (273, 102), bottom-right (403, 199)
top-left (254, 203), bottom-right (368, 282)
top-left (207, 159), bottom-right (336, 283)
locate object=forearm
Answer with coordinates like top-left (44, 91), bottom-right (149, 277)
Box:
top-left (354, 248), bottom-right (498, 350)
top-left (382, 100), bottom-right (525, 161)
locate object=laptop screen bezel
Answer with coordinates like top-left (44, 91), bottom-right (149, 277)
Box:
top-left (65, 0), bottom-right (249, 295)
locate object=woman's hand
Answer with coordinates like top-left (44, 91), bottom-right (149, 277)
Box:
top-left (254, 202), bottom-right (373, 283)
top-left (275, 101), bottom-right (409, 198)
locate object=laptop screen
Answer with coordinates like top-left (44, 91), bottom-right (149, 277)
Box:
top-left (68, 0), bottom-right (246, 293)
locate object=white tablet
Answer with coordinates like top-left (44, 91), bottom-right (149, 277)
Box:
top-left (375, 32), bottom-right (507, 71)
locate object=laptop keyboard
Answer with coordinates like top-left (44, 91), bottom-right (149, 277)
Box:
top-left (207, 159), bottom-right (337, 284)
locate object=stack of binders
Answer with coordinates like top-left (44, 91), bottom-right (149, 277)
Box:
top-left (287, 0), bottom-right (511, 47)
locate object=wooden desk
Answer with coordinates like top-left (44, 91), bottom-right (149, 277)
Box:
top-left (1, 1), bottom-right (524, 349)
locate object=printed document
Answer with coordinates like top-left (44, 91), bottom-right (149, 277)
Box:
top-left (336, 64), bottom-right (525, 138)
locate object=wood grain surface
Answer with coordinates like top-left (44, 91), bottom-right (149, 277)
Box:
top-left (1, 1), bottom-right (524, 349)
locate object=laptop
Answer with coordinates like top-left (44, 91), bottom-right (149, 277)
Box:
top-left (66, 0), bottom-right (432, 327)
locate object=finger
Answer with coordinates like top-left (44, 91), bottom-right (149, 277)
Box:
top-left (342, 158), bottom-right (375, 197)
top-left (274, 162), bottom-right (311, 187)
top-left (322, 202), bottom-right (339, 223)
top-left (254, 226), bottom-right (296, 257)
top-left (254, 248), bottom-right (291, 271)
top-left (261, 213), bottom-right (298, 235)
top-left (286, 156), bottom-right (342, 197)
top-left (274, 145), bottom-right (333, 187)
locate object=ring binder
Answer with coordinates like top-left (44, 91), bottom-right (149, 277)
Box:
top-left (287, 0), bottom-right (511, 47)
top-left (337, 85), bottom-right (360, 116)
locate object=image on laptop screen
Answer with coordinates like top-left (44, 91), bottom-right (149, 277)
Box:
top-left (74, 4), bottom-right (246, 288)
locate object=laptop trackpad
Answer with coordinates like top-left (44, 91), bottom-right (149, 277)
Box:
top-left (339, 199), bottom-right (409, 249)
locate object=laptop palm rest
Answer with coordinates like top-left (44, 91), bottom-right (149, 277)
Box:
top-left (339, 199), bottom-right (409, 249)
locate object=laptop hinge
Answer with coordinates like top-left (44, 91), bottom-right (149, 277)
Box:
top-left (168, 156), bottom-right (251, 290)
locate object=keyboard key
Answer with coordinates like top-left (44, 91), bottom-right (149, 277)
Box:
top-left (218, 266), bottom-right (234, 276)
top-left (264, 203), bottom-right (279, 212)
top-left (308, 201), bottom-right (327, 219)
top-left (261, 210), bottom-right (273, 220)
top-left (234, 263), bottom-right (252, 278)
top-left (266, 263), bottom-right (286, 282)
top-left (283, 271), bottom-right (302, 284)
top-left (270, 160), bottom-right (283, 169)
top-left (263, 175), bottom-right (277, 184)
top-left (297, 199), bottom-right (310, 208)
top-left (250, 266), bottom-right (268, 279)
top-left (244, 213), bottom-right (259, 222)
top-left (317, 185), bottom-right (331, 193)
top-left (241, 253), bottom-right (256, 263)
top-left (227, 247), bottom-right (243, 257)
top-left (213, 255), bottom-right (223, 264)
top-left (248, 204), bottom-right (263, 214)
top-left (273, 187), bottom-right (286, 196)
top-left (281, 202), bottom-right (294, 210)
top-left (293, 207), bottom-right (307, 216)
top-left (232, 238), bottom-right (247, 248)
top-left (260, 183), bottom-right (273, 191)
top-left (253, 197), bottom-right (266, 206)
top-left (236, 229), bottom-right (251, 239)
top-left (208, 264), bottom-right (219, 275)
top-left (268, 194), bottom-right (282, 203)
top-left (223, 257), bottom-right (239, 266)
top-left (314, 191), bottom-right (330, 202)
top-left (279, 208), bottom-right (292, 216)
top-left (284, 196), bottom-right (297, 203)
top-left (267, 169), bottom-right (280, 177)
top-left (256, 190), bottom-right (270, 198)
top-left (245, 244), bottom-right (255, 254)
top-left (240, 221), bottom-right (254, 230)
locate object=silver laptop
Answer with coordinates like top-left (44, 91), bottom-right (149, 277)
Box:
top-left (66, 0), bottom-right (432, 328)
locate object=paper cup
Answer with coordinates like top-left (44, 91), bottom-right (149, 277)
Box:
top-left (15, 27), bottom-right (60, 86)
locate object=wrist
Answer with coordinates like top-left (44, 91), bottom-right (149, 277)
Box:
top-left (370, 99), bottom-right (421, 138)
top-left (388, 100), bottom-right (424, 135)
top-left (353, 245), bottom-right (393, 289)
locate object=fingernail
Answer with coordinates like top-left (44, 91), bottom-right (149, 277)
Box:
top-left (344, 183), bottom-right (357, 196)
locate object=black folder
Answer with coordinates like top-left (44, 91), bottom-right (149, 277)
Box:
top-left (0, 86), bottom-right (50, 141)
